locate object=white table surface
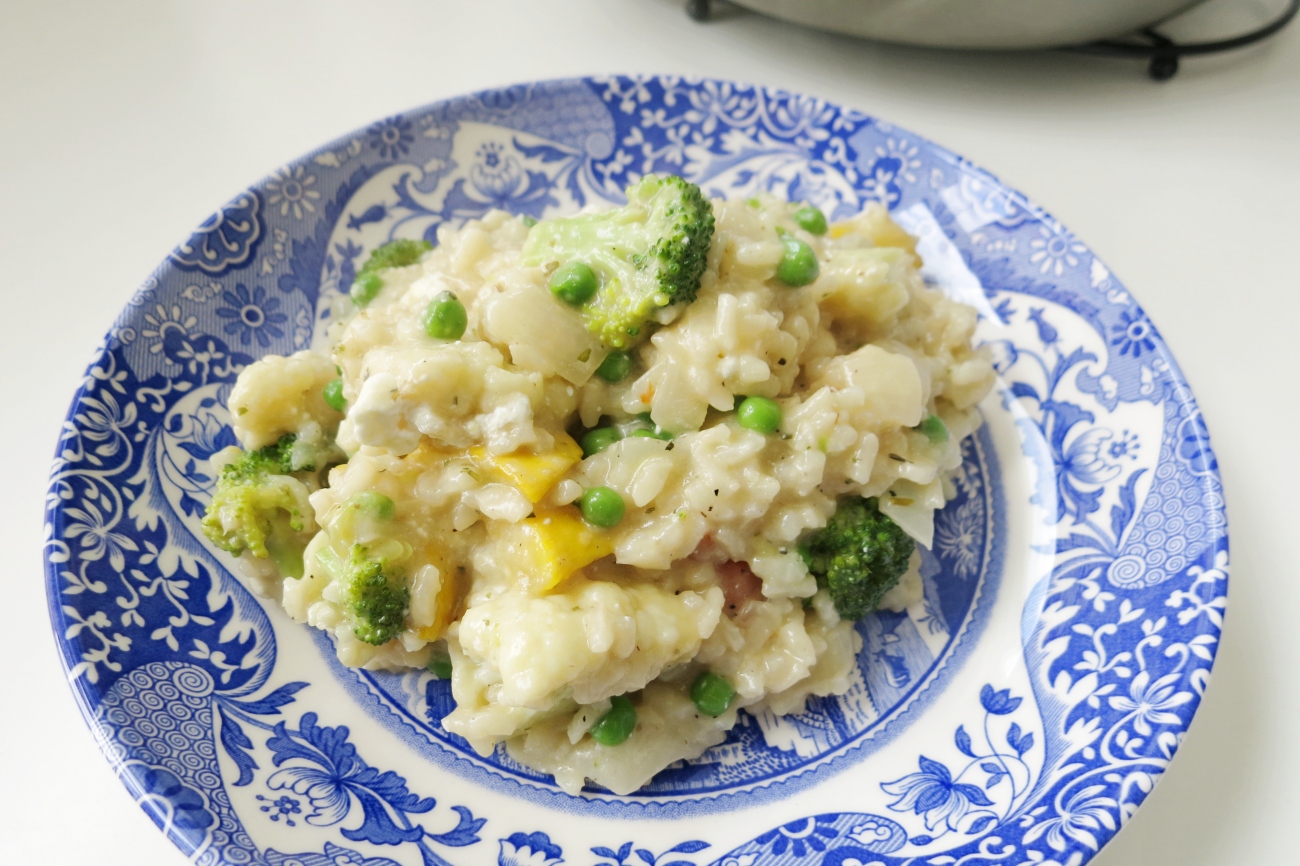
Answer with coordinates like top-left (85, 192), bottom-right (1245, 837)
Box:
top-left (2, 1), bottom-right (1296, 862)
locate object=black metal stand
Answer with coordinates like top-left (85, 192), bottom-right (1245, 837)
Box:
top-left (1075, 0), bottom-right (1299, 80)
top-left (684, 0), bottom-right (1299, 80)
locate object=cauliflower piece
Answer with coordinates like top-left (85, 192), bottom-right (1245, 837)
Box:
top-left (441, 580), bottom-right (723, 754)
top-left (228, 350), bottom-right (342, 450)
top-left (814, 344), bottom-right (925, 431)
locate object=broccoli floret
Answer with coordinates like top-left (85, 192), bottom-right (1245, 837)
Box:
top-left (521, 174), bottom-right (715, 348)
top-left (799, 497), bottom-right (915, 620)
top-left (225, 431), bottom-right (332, 475)
top-left (360, 238), bottom-right (432, 273)
top-left (223, 433), bottom-right (296, 478)
top-left (200, 434), bottom-right (315, 578)
top-left (318, 544), bottom-right (410, 646)
top-left (351, 238), bottom-right (433, 306)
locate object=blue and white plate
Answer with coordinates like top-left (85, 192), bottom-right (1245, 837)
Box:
top-left (45, 76), bottom-right (1228, 866)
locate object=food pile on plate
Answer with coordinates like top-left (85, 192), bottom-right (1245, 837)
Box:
top-left (201, 175), bottom-right (994, 794)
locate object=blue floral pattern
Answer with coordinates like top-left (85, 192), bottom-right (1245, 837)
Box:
top-left (878, 684), bottom-right (1037, 845)
top-left (1111, 309), bottom-right (1157, 358)
top-left (170, 191), bottom-right (263, 275)
top-left (500, 832), bottom-right (564, 866)
top-left (753, 816), bottom-right (839, 857)
top-left (884, 756), bottom-right (996, 833)
top-left (266, 165), bottom-right (322, 220)
top-left (367, 115), bottom-right (414, 160)
top-left (216, 283), bottom-right (288, 347)
top-left (592, 840), bottom-right (709, 866)
top-left (256, 794), bottom-right (302, 825)
top-left (45, 77), bottom-right (1227, 866)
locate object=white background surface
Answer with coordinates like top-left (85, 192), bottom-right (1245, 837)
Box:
top-left (2, 0), bottom-right (1296, 861)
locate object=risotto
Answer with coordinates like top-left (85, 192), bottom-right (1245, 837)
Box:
top-left (201, 176), bottom-right (995, 795)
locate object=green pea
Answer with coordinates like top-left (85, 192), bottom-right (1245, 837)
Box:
top-left (916, 414), bottom-right (949, 444)
top-left (736, 396), bottom-right (782, 434)
top-left (322, 377), bottom-right (346, 412)
top-left (589, 695), bottom-right (637, 746)
top-left (793, 204), bottom-right (828, 235)
top-left (629, 413), bottom-right (673, 440)
top-left (349, 491), bottom-right (395, 520)
top-left (579, 486), bottom-right (625, 529)
top-left (422, 291), bottom-right (468, 340)
top-left (427, 654), bottom-right (452, 680)
top-left (580, 427), bottom-right (623, 458)
top-left (521, 214), bottom-right (537, 228)
top-left (550, 261), bottom-right (599, 306)
top-left (595, 350), bottom-right (633, 383)
top-left (690, 671), bottom-right (736, 717)
top-left (350, 271), bottom-right (384, 307)
top-left (630, 428), bottom-right (673, 441)
top-left (775, 236), bottom-right (819, 287)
